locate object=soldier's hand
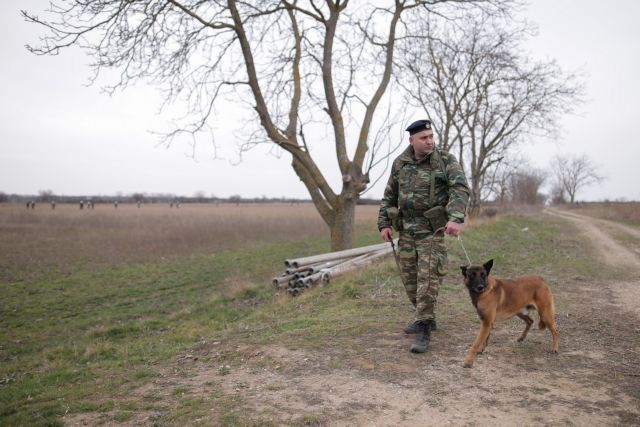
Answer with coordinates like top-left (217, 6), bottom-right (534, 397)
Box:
top-left (380, 227), bottom-right (393, 242)
top-left (444, 221), bottom-right (462, 236)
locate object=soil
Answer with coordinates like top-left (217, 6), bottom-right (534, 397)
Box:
top-left (65, 210), bottom-right (640, 426)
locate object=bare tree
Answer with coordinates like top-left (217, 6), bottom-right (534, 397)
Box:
top-left (550, 154), bottom-right (604, 203)
top-left (193, 191), bottom-right (206, 203)
top-left (549, 184), bottom-right (566, 205)
top-left (398, 12), bottom-right (583, 216)
top-left (482, 157), bottom-right (545, 207)
top-left (482, 154), bottom-right (520, 208)
top-left (22, 1), bottom-right (513, 250)
top-left (38, 189), bottom-right (55, 203)
top-left (508, 167), bottom-right (545, 205)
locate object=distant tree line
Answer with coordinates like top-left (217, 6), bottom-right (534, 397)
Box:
top-left (0, 191), bottom-right (383, 206)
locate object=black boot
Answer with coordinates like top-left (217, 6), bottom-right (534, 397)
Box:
top-left (404, 321), bottom-right (419, 334)
top-left (404, 319), bottom-right (437, 334)
top-left (410, 321), bottom-right (432, 353)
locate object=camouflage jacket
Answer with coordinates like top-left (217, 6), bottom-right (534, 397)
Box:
top-left (377, 146), bottom-right (470, 232)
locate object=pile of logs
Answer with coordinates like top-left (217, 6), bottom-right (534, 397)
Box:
top-left (273, 240), bottom-right (397, 296)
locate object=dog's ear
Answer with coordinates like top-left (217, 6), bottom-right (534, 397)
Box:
top-left (460, 265), bottom-right (468, 277)
top-left (483, 259), bottom-right (494, 275)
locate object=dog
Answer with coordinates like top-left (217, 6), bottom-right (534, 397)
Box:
top-left (460, 259), bottom-right (559, 368)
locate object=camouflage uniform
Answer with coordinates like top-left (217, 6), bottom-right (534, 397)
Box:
top-left (378, 146), bottom-right (469, 322)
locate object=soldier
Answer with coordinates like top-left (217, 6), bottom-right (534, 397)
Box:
top-left (378, 119), bottom-right (470, 353)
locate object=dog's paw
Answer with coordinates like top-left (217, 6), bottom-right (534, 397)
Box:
top-left (463, 361), bottom-right (473, 368)
top-left (517, 337), bottom-right (524, 342)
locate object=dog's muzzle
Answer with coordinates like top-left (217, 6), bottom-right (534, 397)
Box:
top-left (472, 285), bottom-right (486, 293)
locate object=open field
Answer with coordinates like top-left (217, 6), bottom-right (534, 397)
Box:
top-left (567, 201), bottom-right (640, 226)
top-left (0, 202), bottom-right (378, 274)
top-left (1, 203), bottom-right (639, 425)
top-left (0, 203), bottom-right (380, 425)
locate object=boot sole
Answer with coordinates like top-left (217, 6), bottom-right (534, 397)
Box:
top-left (410, 345), bottom-right (427, 353)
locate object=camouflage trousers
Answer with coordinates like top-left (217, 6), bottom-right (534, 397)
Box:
top-left (398, 231), bottom-right (447, 322)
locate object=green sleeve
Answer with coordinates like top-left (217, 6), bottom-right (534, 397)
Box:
top-left (377, 160), bottom-right (400, 230)
top-left (444, 153), bottom-right (470, 223)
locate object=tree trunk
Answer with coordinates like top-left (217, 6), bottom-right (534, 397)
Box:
top-left (468, 195), bottom-right (481, 218)
top-left (468, 177), bottom-right (482, 218)
top-left (329, 196), bottom-right (357, 251)
top-left (498, 188), bottom-right (506, 210)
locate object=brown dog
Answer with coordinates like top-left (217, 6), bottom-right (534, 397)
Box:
top-left (460, 259), bottom-right (559, 368)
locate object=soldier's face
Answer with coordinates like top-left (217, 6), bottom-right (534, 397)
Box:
top-left (409, 130), bottom-right (435, 158)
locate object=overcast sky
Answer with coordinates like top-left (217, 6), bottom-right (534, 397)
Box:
top-left (1, 0), bottom-right (639, 201)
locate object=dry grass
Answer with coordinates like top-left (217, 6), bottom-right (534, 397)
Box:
top-left (567, 202), bottom-right (640, 225)
top-left (4, 200), bottom-right (639, 425)
top-left (0, 202), bottom-right (379, 273)
top-left (0, 202), bottom-right (382, 425)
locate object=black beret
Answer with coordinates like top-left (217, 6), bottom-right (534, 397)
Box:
top-left (405, 119), bottom-right (432, 135)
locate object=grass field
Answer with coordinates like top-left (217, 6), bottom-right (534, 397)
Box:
top-left (0, 203), bottom-right (380, 425)
top-left (1, 202), bottom-right (638, 425)
top-left (0, 202), bottom-right (378, 272)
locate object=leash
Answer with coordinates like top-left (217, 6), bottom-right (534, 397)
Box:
top-left (390, 239), bottom-right (403, 282)
top-left (457, 233), bottom-right (472, 266)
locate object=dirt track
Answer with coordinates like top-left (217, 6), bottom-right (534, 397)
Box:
top-left (546, 208), bottom-right (640, 316)
top-left (66, 210), bottom-right (640, 426)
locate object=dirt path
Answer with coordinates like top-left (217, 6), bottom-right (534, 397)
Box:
top-left (546, 208), bottom-right (640, 264)
top-left (65, 211), bottom-right (640, 426)
top-left (546, 208), bottom-right (640, 315)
